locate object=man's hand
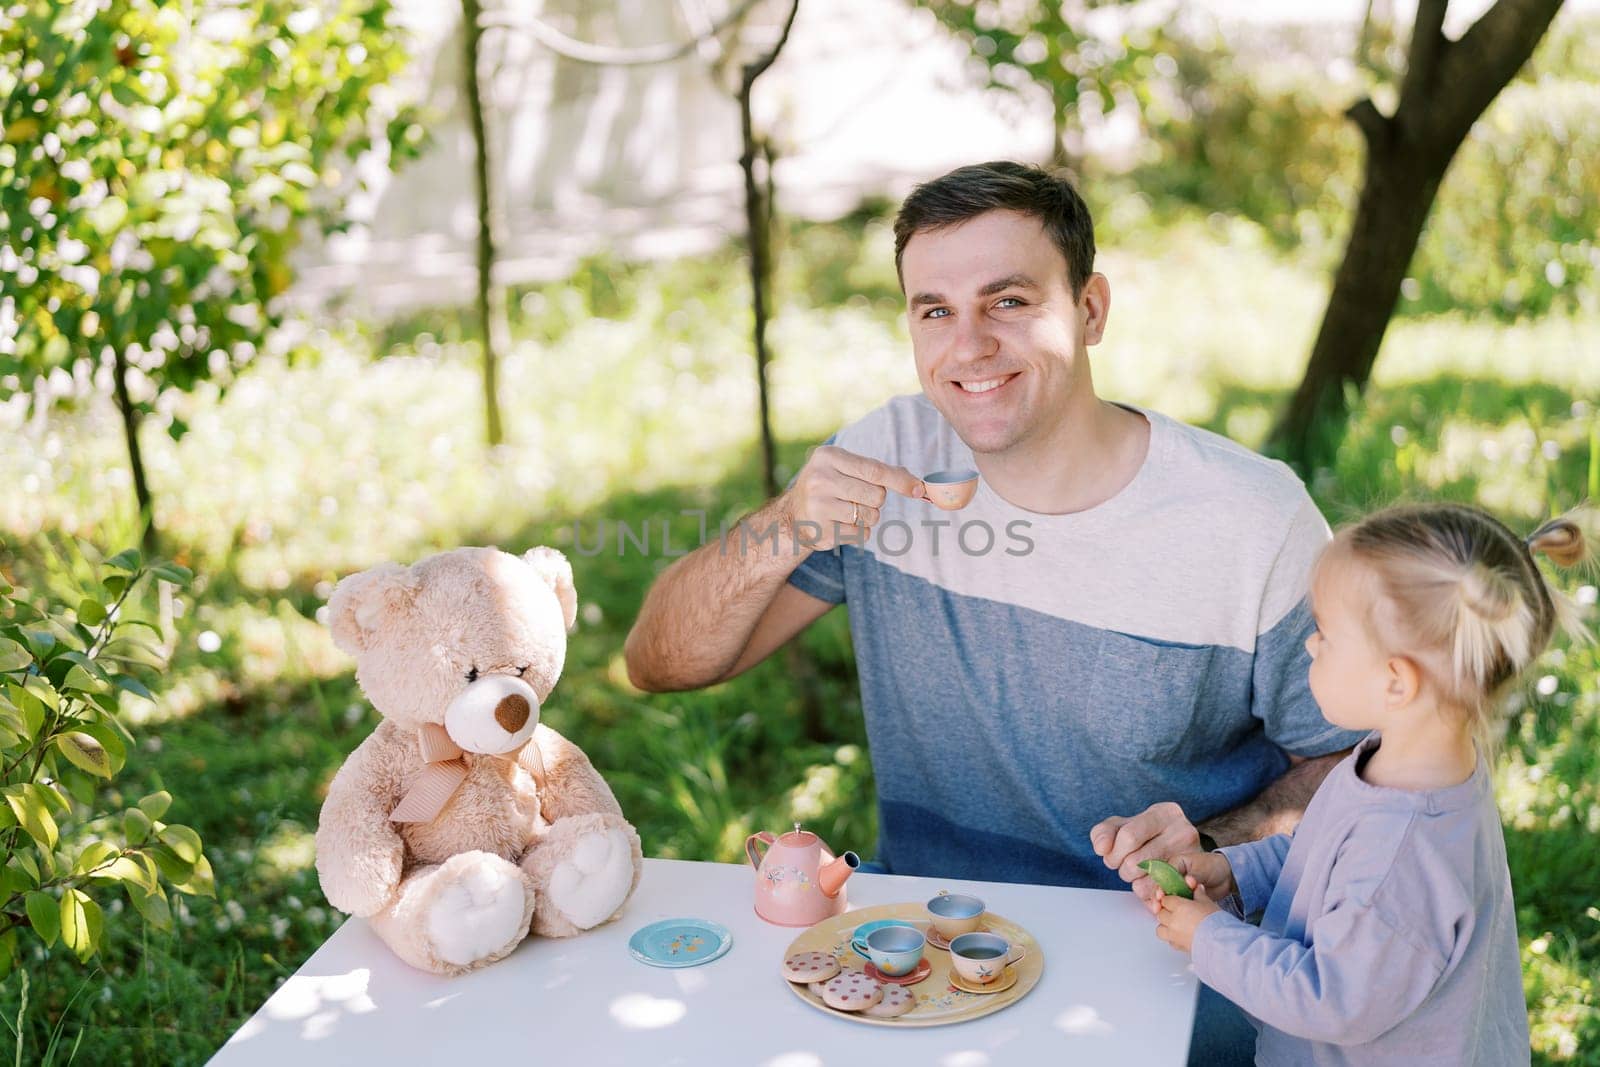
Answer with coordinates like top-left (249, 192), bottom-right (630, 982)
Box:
top-left (1155, 878), bottom-right (1221, 954)
top-left (1089, 802), bottom-right (1200, 913)
top-left (1167, 850), bottom-right (1236, 903)
top-left (780, 445), bottom-right (925, 552)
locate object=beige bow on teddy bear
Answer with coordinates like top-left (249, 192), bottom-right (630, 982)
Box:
top-left (314, 546), bottom-right (642, 975)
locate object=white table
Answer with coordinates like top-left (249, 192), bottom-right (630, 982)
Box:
top-left (211, 858), bottom-right (1197, 1066)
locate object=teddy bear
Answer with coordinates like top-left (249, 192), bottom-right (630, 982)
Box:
top-left (314, 545), bottom-right (642, 975)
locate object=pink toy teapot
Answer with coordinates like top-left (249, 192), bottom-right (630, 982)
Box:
top-left (745, 822), bottom-right (860, 927)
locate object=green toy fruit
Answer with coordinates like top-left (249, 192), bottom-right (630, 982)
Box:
top-left (1138, 858), bottom-right (1193, 899)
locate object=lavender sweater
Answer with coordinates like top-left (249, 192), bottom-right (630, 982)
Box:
top-left (1192, 733), bottom-right (1529, 1065)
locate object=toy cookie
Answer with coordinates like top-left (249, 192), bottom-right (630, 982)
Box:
top-left (821, 969), bottom-right (883, 1012)
top-left (782, 950), bottom-right (840, 983)
top-left (863, 984), bottom-right (916, 1018)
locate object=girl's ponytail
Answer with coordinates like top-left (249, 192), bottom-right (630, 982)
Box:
top-left (1524, 511), bottom-right (1595, 650)
top-left (1452, 562), bottom-right (1536, 701)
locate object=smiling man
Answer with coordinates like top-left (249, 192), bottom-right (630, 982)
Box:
top-left (625, 161), bottom-right (1361, 1064)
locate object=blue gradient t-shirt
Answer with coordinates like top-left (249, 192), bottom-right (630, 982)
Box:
top-left (787, 395), bottom-right (1362, 889)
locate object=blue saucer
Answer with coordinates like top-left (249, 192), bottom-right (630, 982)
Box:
top-left (627, 918), bottom-right (733, 968)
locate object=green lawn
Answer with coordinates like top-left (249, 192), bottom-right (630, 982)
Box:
top-left (1, 210), bottom-right (1596, 1064)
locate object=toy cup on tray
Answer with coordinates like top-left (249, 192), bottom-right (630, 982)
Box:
top-left (852, 924), bottom-right (926, 978)
top-left (926, 892), bottom-right (985, 940)
top-left (948, 932), bottom-right (1026, 986)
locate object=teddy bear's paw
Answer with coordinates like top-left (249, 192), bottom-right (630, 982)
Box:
top-left (547, 828), bottom-right (635, 930)
top-left (424, 856), bottom-right (528, 967)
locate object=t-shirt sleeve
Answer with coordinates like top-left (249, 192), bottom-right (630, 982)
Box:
top-left (784, 433), bottom-right (848, 605)
top-left (1252, 491), bottom-right (1364, 756)
top-left (788, 547), bottom-right (847, 604)
top-left (1217, 832), bottom-right (1292, 917)
top-left (1190, 823), bottom-right (1454, 1045)
top-left (1191, 905), bottom-right (1445, 1046)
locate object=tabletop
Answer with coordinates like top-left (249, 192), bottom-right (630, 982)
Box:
top-left (210, 858), bottom-right (1197, 1066)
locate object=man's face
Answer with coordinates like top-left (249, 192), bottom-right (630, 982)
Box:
top-left (900, 209), bottom-right (1105, 455)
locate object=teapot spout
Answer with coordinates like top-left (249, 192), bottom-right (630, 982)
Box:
top-left (818, 851), bottom-right (861, 898)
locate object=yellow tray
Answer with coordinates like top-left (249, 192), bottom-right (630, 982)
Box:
top-left (782, 902), bottom-right (1043, 1028)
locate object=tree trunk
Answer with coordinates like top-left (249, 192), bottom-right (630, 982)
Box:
top-left (737, 1), bottom-right (800, 501)
top-left (1271, 0), bottom-right (1565, 473)
top-left (738, 97), bottom-right (777, 500)
top-left (1272, 125), bottom-right (1445, 470)
top-left (110, 345), bottom-right (158, 557)
top-left (462, 0), bottom-right (507, 448)
top-left (1051, 104), bottom-right (1070, 169)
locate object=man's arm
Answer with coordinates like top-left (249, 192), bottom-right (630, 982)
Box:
top-left (624, 497), bottom-right (826, 691)
top-left (624, 447), bottom-right (923, 692)
top-left (1197, 749), bottom-right (1350, 846)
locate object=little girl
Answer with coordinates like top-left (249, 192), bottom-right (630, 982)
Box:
top-left (1153, 503), bottom-right (1591, 1065)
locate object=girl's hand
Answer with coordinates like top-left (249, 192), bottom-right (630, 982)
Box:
top-left (1170, 850), bottom-right (1236, 903)
top-left (1154, 877), bottom-right (1221, 954)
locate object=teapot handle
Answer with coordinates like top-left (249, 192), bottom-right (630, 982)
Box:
top-left (745, 830), bottom-right (776, 870)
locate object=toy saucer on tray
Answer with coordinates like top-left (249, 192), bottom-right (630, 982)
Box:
top-left (864, 958), bottom-right (932, 986)
top-left (948, 967), bottom-right (1019, 995)
top-left (627, 918), bottom-right (732, 968)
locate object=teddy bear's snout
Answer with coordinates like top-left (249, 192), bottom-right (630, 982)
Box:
top-left (443, 673), bottom-right (541, 754)
top-left (494, 694), bottom-right (530, 733)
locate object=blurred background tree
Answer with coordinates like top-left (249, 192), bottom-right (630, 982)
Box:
top-left (0, 0), bottom-right (422, 554)
top-left (911, 0), bottom-right (1582, 472)
top-left (1270, 0), bottom-right (1567, 471)
top-left (912, 0), bottom-right (1175, 169)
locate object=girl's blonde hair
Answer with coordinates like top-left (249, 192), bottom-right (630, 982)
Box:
top-left (1320, 504), bottom-right (1594, 739)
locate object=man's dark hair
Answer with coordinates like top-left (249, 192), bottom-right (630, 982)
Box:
top-left (893, 161), bottom-right (1096, 296)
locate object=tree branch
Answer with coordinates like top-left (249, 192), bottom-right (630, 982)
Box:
top-left (1423, 0), bottom-right (1565, 144)
top-left (1345, 97), bottom-right (1391, 149)
top-left (1397, 0), bottom-right (1449, 106)
top-left (482, 0), bottom-right (763, 67)
top-left (740, 0), bottom-right (801, 89)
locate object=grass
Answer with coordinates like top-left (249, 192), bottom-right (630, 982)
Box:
top-left (0, 205), bottom-right (1596, 1064)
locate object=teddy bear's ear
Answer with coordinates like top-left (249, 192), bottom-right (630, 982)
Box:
top-left (522, 546), bottom-right (577, 633)
top-left (327, 562), bottom-right (417, 654)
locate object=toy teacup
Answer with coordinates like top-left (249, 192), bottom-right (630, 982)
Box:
top-left (926, 892), bottom-right (985, 940)
top-left (855, 924), bottom-right (926, 978)
top-left (948, 931), bottom-right (1026, 986)
top-left (922, 469), bottom-right (979, 510)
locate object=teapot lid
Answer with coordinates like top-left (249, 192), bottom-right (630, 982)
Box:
top-left (777, 821), bottom-right (817, 847)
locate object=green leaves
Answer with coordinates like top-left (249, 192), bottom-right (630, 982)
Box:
top-left (0, 637), bottom-right (29, 672)
top-left (72, 841), bottom-right (118, 877)
top-left (76, 598), bottom-right (107, 626)
top-left (55, 732), bottom-right (113, 778)
top-left (1, 0), bottom-right (420, 458)
top-left (137, 790), bottom-right (172, 820)
top-left (4, 784), bottom-right (60, 851)
top-left (151, 563), bottom-right (193, 586)
top-left (104, 550), bottom-right (142, 573)
top-left (128, 884), bottom-right (173, 929)
top-left (123, 806), bottom-right (154, 845)
top-left (0, 549), bottom-right (211, 965)
top-left (158, 824), bottom-right (203, 865)
top-left (25, 891), bottom-right (60, 948)
top-left (59, 889), bottom-right (103, 962)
